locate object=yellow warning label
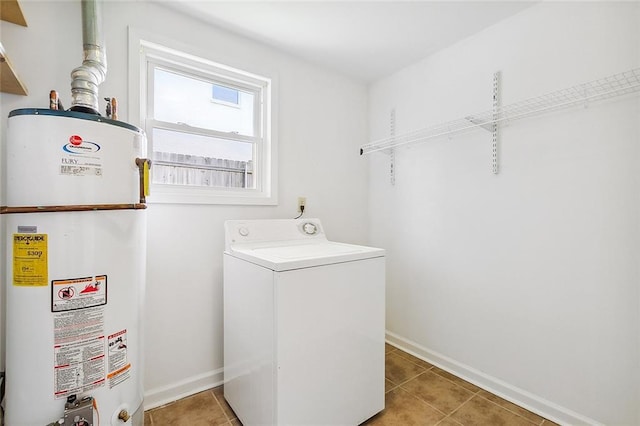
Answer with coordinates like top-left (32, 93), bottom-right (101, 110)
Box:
top-left (13, 234), bottom-right (48, 287)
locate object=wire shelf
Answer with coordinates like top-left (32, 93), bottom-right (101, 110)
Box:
top-left (360, 67), bottom-right (640, 155)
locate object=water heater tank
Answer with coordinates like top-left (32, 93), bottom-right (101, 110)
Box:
top-left (2, 109), bottom-right (148, 426)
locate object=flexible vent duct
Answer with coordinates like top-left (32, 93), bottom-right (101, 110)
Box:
top-left (70, 0), bottom-right (106, 115)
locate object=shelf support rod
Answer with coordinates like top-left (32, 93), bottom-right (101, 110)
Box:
top-left (390, 108), bottom-right (396, 185)
top-left (492, 71), bottom-right (500, 174)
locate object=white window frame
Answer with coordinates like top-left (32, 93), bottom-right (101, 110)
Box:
top-left (129, 29), bottom-right (277, 205)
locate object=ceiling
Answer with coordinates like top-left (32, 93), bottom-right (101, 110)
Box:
top-left (157, 1), bottom-right (537, 83)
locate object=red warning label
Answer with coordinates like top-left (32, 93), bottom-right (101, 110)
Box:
top-left (52, 275), bottom-right (107, 312)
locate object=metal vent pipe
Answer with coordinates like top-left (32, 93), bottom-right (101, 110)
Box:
top-left (70, 0), bottom-right (106, 114)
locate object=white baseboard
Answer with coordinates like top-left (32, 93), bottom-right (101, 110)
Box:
top-left (143, 368), bottom-right (224, 410)
top-left (385, 331), bottom-right (601, 426)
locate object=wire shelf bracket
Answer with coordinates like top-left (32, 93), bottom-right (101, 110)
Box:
top-left (360, 67), bottom-right (640, 158)
top-left (491, 71), bottom-right (500, 174)
top-left (390, 108), bottom-right (396, 185)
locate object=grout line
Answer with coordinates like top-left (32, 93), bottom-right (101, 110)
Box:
top-left (393, 385), bottom-right (449, 421)
top-left (395, 373), bottom-right (455, 421)
top-left (384, 352), bottom-right (433, 387)
top-left (404, 355), bottom-right (541, 426)
top-left (406, 359), bottom-right (434, 371)
top-left (429, 366), bottom-right (480, 394)
top-left (384, 358), bottom-right (433, 386)
top-left (399, 362), bottom-right (478, 405)
top-left (385, 381), bottom-right (399, 394)
top-left (211, 388), bottom-right (234, 424)
top-left (447, 392), bottom-right (477, 420)
top-left (398, 370), bottom-right (476, 424)
top-left (404, 379), bottom-right (473, 423)
top-left (435, 414), bottom-right (464, 426)
top-left (149, 399), bottom-right (177, 411)
top-left (407, 395), bottom-right (449, 422)
top-left (392, 349), bottom-right (435, 371)
top-left (474, 392), bottom-right (541, 426)
top-left (390, 370), bottom-right (429, 389)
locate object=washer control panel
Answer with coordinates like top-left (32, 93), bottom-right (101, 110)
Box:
top-left (225, 219), bottom-right (326, 251)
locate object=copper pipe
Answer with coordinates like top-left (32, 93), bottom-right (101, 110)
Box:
top-left (0, 204), bottom-right (147, 214)
top-left (49, 90), bottom-right (58, 110)
top-left (110, 97), bottom-right (118, 120)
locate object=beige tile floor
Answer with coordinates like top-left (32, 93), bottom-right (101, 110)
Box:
top-left (145, 344), bottom-right (559, 426)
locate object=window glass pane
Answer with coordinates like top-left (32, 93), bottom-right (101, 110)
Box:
top-left (212, 84), bottom-right (239, 104)
top-left (154, 68), bottom-right (255, 136)
top-left (152, 128), bottom-right (254, 189)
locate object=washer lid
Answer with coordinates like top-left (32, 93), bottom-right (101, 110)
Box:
top-left (227, 241), bottom-right (385, 271)
top-left (224, 218), bottom-right (384, 271)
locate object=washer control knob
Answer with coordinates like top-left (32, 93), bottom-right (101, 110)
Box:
top-left (302, 222), bottom-right (318, 235)
top-left (238, 227), bottom-right (249, 237)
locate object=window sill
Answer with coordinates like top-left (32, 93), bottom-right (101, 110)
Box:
top-left (147, 185), bottom-right (277, 206)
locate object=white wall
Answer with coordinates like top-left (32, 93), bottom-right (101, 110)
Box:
top-left (369, 2), bottom-right (639, 425)
top-left (0, 0), bottom-right (369, 407)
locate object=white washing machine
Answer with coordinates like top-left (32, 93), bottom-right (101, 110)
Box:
top-left (223, 219), bottom-right (385, 426)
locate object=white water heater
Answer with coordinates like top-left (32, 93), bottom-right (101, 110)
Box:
top-left (2, 109), bottom-right (149, 426)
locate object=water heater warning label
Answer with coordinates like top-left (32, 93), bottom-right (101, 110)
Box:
top-left (53, 307), bottom-right (106, 398)
top-left (13, 234), bottom-right (48, 286)
top-left (108, 329), bottom-right (131, 388)
top-left (52, 275), bottom-right (107, 312)
top-left (54, 336), bottom-right (106, 399)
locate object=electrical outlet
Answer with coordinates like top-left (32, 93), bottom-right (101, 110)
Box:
top-left (298, 197), bottom-right (306, 213)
